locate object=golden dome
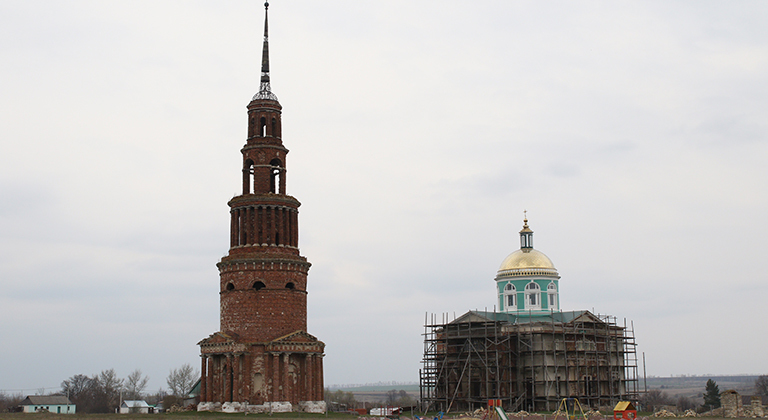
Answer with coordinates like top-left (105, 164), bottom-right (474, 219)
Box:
top-left (496, 249), bottom-right (559, 279)
top-left (499, 249), bottom-right (554, 269)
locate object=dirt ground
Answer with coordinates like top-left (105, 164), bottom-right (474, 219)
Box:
top-left (0, 413), bottom-right (739, 420)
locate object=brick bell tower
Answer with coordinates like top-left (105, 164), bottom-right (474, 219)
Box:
top-left (198, 2), bottom-right (325, 412)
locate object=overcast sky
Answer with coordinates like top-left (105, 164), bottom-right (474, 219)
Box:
top-left (1, 1), bottom-right (767, 394)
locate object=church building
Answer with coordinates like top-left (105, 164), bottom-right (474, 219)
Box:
top-left (197, 3), bottom-right (325, 413)
top-left (420, 217), bottom-right (639, 412)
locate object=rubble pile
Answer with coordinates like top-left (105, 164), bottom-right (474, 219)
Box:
top-left (584, 410), bottom-right (602, 418)
top-left (167, 404), bottom-right (192, 413)
top-left (464, 408), bottom-right (487, 417)
top-left (509, 411), bottom-right (531, 417)
top-left (653, 409), bottom-right (677, 417)
top-left (681, 409), bottom-right (698, 417)
top-left (744, 406), bottom-right (767, 418)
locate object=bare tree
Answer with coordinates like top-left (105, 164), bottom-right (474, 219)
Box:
top-left (676, 395), bottom-right (696, 412)
top-left (383, 389), bottom-right (414, 407)
top-left (386, 389), bottom-right (398, 405)
top-left (0, 391), bottom-right (24, 412)
top-left (755, 375), bottom-right (768, 396)
top-left (324, 388), bottom-right (357, 411)
top-left (92, 369), bottom-right (124, 413)
top-left (61, 374), bottom-right (97, 412)
top-left (145, 388), bottom-right (167, 405)
top-left (124, 369), bottom-right (150, 400)
top-left (166, 364), bottom-right (198, 398)
top-left (640, 389), bottom-right (672, 412)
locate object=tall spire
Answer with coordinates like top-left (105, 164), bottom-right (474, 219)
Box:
top-left (252, 1), bottom-right (278, 102)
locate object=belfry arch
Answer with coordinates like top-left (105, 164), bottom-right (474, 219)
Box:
top-left (269, 158), bottom-right (284, 194)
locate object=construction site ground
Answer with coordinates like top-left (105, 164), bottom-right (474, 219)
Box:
top-left (0, 412), bottom-right (751, 420)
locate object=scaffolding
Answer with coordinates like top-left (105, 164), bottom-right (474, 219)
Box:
top-left (419, 310), bottom-right (638, 413)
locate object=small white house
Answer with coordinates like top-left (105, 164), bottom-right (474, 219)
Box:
top-left (120, 400), bottom-right (152, 414)
top-left (19, 395), bottom-right (76, 414)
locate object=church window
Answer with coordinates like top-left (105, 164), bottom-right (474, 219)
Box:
top-left (253, 281), bottom-right (266, 291)
top-left (548, 282), bottom-right (558, 309)
top-left (285, 282), bottom-right (295, 289)
top-left (260, 117), bottom-right (267, 136)
top-left (504, 283), bottom-right (516, 311)
top-left (226, 282), bottom-right (235, 291)
top-left (525, 282), bottom-right (541, 309)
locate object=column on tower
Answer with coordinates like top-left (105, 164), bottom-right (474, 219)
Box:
top-left (271, 352), bottom-right (280, 401)
top-left (306, 354), bottom-right (313, 402)
top-left (282, 353), bottom-right (291, 402)
top-left (200, 355), bottom-right (207, 402)
top-left (224, 354), bottom-right (232, 402)
top-left (232, 354), bottom-right (240, 402)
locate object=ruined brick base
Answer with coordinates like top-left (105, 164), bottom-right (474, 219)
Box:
top-left (197, 401), bottom-right (326, 413)
top-left (198, 330), bottom-right (324, 406)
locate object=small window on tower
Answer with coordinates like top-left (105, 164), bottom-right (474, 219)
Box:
top-left (269, 158), bottom-right (283, 194)
top-left (253, 281), bottom-right (266, 291)
top-left (243, 159), bottom-right (255, 195)
top-left (260, 117), bottom-right (267, 136)
top-left (285, 282), bottom-right (295, 289)
top-left (226, 282), bottom-right (235, 291)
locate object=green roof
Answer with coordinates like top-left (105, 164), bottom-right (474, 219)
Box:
top-left (450, 310), bottom-right (603, 325)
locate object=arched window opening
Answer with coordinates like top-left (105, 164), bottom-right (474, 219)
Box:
top-left (525, 282), bottom-right (541, 309)
top-left (260, 117), bottom-right (267, 136)
top-left (226, 282), bottom-right (235, 291)
top-left (285, 282), bottom-right (295, 289)
top-left (271, 167), bottom-right (281, 193)
top-left (548, 282), bottom-right (558, 309)
top-left (253, 281), bottom-right (266, 291)
top-left (271, 118), bottom-right (277, 137)
top-left (249, 115), bottom-right (255, 136)
top-left (274, 231), bottom-right (280, 245)
top-left (243, 159), bottom-right (254, 195)
top-left (503, 283), bottom-right (516, 311)
top-left (269, 158), bottom-right (283, 194)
